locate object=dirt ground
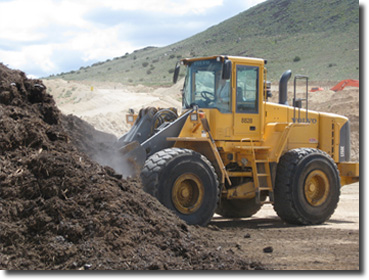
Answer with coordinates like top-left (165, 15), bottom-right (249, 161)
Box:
top-left (42, 79), bottom-right (182, 136)
top-left (208, 182), bottom-right (360, 270)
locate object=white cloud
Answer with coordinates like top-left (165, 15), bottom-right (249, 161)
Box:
top-left (98, 0), bottom-right (223, 15)
top-left (0, 0), bottom-right (89, 42)
top-left (0, 0), bottom-right (267, 77)
top-left (66, 24), bottom-right (137, 61)
top-left (0, 44), bottom-right (55, 73)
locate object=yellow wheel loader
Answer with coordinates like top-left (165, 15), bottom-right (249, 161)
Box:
top-left (118, 55), bottom-right (359, 226)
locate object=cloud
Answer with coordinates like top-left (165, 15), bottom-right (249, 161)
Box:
top-left (66, 25), bottom-right (137, 61)
top-left (0, 0), bottom-right (266, 78)
top-left (97, 0), bottom-right (223, 15)
top-left (0, 0), bottom-right (89, 42)
top-left (0, 44), bottom-right (55, 76)
top-left (85, 7), bottom-right (212, 46)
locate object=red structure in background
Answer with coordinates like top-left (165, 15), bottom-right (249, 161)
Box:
top-left (330, 79), bottom-right (359, 92)
top-left (310, 87), bottom-right (324, 92)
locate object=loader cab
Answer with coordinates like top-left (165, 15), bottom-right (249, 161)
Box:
top-left (182, 58), bottom-right (232, 113)
top-left (178, 56), bottom-right (265, 141)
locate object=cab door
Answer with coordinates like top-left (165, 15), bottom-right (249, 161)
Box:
top-left (233, 65), bottom-right (262, 140)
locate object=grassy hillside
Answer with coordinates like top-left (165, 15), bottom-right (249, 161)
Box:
top-left (50, 0), bottom-right (359, 85)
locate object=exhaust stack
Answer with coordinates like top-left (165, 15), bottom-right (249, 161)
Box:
top-left (279, 70), bottom-right (292, 105)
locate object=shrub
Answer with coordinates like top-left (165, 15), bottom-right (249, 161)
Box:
top-left (293, 56), bottom-right (301, 62)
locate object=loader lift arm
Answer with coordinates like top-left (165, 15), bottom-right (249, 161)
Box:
top-left (117, 109), bottom-right (193, 173)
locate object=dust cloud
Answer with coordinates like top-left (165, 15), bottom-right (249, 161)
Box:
top-left (61, 114), bottom-right (138, 178)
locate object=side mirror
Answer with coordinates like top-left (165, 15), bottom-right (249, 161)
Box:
top-left (222, 59), bottom-right (231, 80)
top-left (173, 62), bottom-right (180, 84)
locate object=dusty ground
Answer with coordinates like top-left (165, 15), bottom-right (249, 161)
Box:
top-left (208, 182), bottom-right (360, 270)
top-left (43, 79), bottom-right (182, 136)
top-left (42, 78), bottom-right (360, 270)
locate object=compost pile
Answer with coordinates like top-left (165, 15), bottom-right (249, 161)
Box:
top-left (0, 64), bottom-right (265, 270)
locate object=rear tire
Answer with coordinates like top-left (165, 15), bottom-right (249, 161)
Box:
top-left (274, 148), bottom-right (340, 225)
top-left (141, 148), bottom-right (219, 226)
top-left (216, 197), bottom-right (262, 218)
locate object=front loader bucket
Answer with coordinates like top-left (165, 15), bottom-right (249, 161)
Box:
top-left (119, 141), bottom-right (146, 176)
top-left (117, 108), bottom-right (193, 177)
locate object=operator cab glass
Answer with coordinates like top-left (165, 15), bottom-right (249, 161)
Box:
top-left (236, 65), bottom-right (259, 114)
top-left (183, 59), bottom-right (231, 113)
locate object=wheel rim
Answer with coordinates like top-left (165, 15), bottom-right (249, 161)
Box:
top-left (304, 170), bottom-right (330, 206)
top-left (172, 173), bottom-right (204, 214)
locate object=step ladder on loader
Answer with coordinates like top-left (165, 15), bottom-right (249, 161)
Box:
top-left (239, 139), bottom-right (274, 205)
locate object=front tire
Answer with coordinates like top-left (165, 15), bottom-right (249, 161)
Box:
top-left (141, 148), bottom-right (219, 226)
top-left (274, 148), bottom-right (340, 225)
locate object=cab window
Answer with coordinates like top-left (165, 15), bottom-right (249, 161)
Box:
top-left (236, 66), bottom-right (259, 113)
top-left (183, 59), bottom-right (231, 113)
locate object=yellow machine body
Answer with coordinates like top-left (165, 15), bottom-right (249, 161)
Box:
top-left (122, 55), bottom-right (359, 225)
top-left (168, 56), bottom-right (358, 201)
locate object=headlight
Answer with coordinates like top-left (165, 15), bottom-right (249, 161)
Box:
top-left (127, 115), bottom-right (134, 122)
top-left (190, 113), bottom-right (198, 121)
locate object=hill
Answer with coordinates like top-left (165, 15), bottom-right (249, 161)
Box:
top-left (49, 0), bottom-right (359, 85)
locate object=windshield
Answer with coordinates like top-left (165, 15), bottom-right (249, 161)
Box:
top-left (183, 59), bottom-right (231, 113)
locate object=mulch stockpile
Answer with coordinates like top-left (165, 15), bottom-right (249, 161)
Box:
top-left (0, 63), bottom-right (265, 270)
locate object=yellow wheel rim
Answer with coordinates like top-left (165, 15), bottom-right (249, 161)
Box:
top-left (172, 173), bottom-right (204, 214)
top-left (304, 170), bottom-right (330, 206)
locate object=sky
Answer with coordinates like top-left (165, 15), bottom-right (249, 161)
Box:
top-left (0, 0), bottom-right (267, 78)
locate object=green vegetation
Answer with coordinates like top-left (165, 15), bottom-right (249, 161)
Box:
top-left (49, 0), bottom-right (359, 85)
